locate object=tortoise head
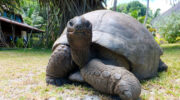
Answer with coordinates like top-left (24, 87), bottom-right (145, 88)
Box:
top-left (67, 16), bottom-right (92, 49)
top-left (67, 16), bottom-right (92, 67)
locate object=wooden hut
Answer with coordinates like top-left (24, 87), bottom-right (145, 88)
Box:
top-left (0, 10), bottom-right (44, 47)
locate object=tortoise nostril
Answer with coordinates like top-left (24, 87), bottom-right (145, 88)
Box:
top-left (75, 25), bottom-right (82, 30)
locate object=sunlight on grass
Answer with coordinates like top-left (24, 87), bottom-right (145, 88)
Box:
top-left (141, 43), bottom-right (180, 100)
top-left (0, 44), bottom-right (180, 99)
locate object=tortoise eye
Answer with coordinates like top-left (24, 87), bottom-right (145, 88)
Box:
top-left (69, 21), bottom-right (73, 26)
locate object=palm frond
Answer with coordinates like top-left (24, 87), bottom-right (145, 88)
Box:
top-left (38, 0), bottom-right (106, 37)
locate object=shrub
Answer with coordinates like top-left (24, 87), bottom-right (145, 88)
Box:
top-left (176, 37), bottom-right (180, 42)
top-left (154, 37), bottom-right (160, 44)
top-left (154, 37), bottom-right (167, 45)
top-left (16, 38), bottom-right (24, 48)
top-left (156, 13), bottom-right (180, 43)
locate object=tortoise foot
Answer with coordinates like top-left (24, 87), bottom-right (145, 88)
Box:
top-left (81, 59), bottom-right (141, 100)
top-left (46, 76), bottom-right (71, 86)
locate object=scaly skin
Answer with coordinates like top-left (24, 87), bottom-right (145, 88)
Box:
top-left (81, 59), bottom-right (141, 100)
top-left (67, 16), bottom-right (141, 99)
top-left (46, 45), bottom-right (75, 85)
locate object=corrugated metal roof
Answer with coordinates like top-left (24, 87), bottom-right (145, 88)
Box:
top-left (0, 16), bottom-right (44, 33)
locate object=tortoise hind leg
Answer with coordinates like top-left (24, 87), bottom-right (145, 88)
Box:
top-left (46, 44), bottom-right (76, 86)
top-left (81, 59), bottom-right (141, 100)
top-left (158, 59), bottom-right (168, 72)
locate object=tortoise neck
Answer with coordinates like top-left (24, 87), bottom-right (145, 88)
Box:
top-left (70, 46), bottom-right (91, 68)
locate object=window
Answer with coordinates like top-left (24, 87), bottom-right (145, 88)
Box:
top-left (3, 12), bottom-right (7, 17)
top-left (15, 16), bottom-right (22, 23)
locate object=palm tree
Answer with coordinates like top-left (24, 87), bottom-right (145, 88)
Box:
top-left (38, 0), bottom-right (106, 47)
top-left (144, 0), bottom-right (149, 25)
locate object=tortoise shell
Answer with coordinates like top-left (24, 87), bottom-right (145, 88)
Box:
top-left (53, 10), bottom-right (162, 79)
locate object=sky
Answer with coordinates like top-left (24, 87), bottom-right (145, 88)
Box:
top-left (106, 0), bottom-right (173, 14)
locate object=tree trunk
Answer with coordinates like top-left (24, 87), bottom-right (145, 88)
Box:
top-left (144, 0), bottom-right (149, 25)
top-left (113, 0), bottom-right (117, 11)
top-left (11, 24), bottom-right (15, 47)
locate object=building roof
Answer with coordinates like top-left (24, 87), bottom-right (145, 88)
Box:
top-left (0, 16), bottom-right (44, 33)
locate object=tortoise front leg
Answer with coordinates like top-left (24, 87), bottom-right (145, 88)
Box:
top-left (81, 59), bottom-right (141, 100)
top-left (46, 44), bottom-right (76, 86)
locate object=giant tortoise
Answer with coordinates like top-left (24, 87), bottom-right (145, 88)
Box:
top-left (46, 10), bottom-right (168, 100)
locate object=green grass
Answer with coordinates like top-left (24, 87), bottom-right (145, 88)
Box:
top-left (0, 44), bottom-right (180, 100)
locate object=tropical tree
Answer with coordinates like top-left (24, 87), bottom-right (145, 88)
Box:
top-left (116, 1), bottom-right (146, 17)
top-left (20, 0), bottom-right (45, 29)
top-left (0, 0), bottom-right (21, 12)
top-left (114, 1), bottom-right (149, 23)
top-left (38, 0), bottom-right (106, 47)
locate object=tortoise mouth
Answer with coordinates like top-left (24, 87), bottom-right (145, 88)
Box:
top-left (67, 27), bottom-right (91, 34)
top-left (67, 25), bottom-right (92, 38)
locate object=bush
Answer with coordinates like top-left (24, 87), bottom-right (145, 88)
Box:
top-left (156, 13), bottom-right (180, 43)
top-left (27, 37), bottom-right (46, 48)
top-left (176, 37), bottom-right (180, 42)
top-left (154, 37), bottom-right (168, 45)
top-left (154, 37), bottom-right (160, 44)
top-left (16, 38), bottom-right (24, 48)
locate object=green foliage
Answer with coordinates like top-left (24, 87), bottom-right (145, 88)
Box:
top-left (38, 0), bottom-right (105, 48)
top-left (27, 35), bottom-right (45, 48)
top-left (16, 38), bottom-right (24, 48)
top-left (157, 13), bottom-right (180, 43)
top-left (20, 0), bottom-right (45, 29)
top-left (126, 1), bottom-right (146, 16)
top-left (116, 1), bottom-right (146, 17)
top-left (154, 37), bottom-right (168, 45)
top-left (114, 1), bottom-right (155, 24)
top-left (137, 16), bottom-right (145, 23)
top-left (130, 10), bottom-right (138, 19)
top-left (24, 17), bottom-right (32, 25)
top-left (154, 37), bottom-right (160, 44)
top-left (0, 0), bottom-right (21, 12)
top-left (116, 3), bottom-right (128, 12)
top-left (176, 37), bottom-right (180, 42)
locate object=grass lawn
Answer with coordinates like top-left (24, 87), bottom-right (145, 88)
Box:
top-left (0, 44), bottom-right (180, 100)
